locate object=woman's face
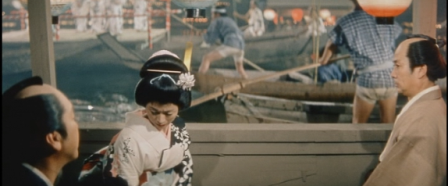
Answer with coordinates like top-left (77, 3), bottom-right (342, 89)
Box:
top-left (144, 102), bottom-right (179, 131)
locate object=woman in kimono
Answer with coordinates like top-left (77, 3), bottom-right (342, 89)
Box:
top-left (79, 50), bottom-right (194, 186)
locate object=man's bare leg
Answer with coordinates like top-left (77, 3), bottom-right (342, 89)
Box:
top-left (235, 60), bottom-right (248, 79)
top-left (199, 51), bottom-right (223, 74)
top-left (352, 94), bottom-right (375, 124)
top-left (378, 95), bottom-right (397, 123)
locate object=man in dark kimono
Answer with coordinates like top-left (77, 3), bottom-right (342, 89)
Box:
top-left (2, 76), bottom-right (80, 186)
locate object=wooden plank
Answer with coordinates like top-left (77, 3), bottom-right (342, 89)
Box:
top-left (186, 124), bottom-right (392, 142)
top-left (194, 72), bottom-right (356, 102)
top-left (79, 142), bottom-right (385, 155)
top-left (224, 100), bottom-right (307, 123)
top-left (97, 32), bottom-right (145, 62)
top-left (413, 0), bottom-right (437, 38)
top-left (189, 142), bottom-right (386, 155)
top-left (195, 72), bottom-right (446, 102)
top-left (78, 124), bottom-right (393, 142)
top-left (225, 109), bottom-right (302, 123)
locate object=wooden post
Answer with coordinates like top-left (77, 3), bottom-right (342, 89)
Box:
top-left (28, 0), bottom-right (57, 87)
top-left (20, 8), bottom-right (26, 30)
top-left (147, 0), bottom-right (153, 49)
top-left (412, 0), bottom-right (437, 38)
top-left (166, 0), bottom-right (171, 42)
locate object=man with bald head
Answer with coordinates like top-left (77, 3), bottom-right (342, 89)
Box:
top-left (2, 76), bottom-right (80, 186)
top-left (364, 35), bottom-right (447, 186)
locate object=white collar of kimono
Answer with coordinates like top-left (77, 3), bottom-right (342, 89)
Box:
top-left (22, 163), bottom-right (53, 186)
top-left (395, 85), bottom-right (440, 123)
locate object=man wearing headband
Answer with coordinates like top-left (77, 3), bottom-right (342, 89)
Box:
top-left (79, 50), bottom-right (194, 186)
top-left (199, 5), bottom-right (249, 79)
top-left (2, 76), bottom-right (80, 186)
top-left (364, 35), bottom-right (447, 186)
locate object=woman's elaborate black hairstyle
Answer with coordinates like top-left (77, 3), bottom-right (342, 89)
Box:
top-left (135, 50), bottom-right (192, 110)
top-left (406, 34), bottom-right (447, 82)
top-left (2, 76), bottom-right (67, 165)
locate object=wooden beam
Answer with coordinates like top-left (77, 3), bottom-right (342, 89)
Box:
top-left (412, 0), bottom-right (437, 38)
top-left (28, 0), bottom-right (57, 87)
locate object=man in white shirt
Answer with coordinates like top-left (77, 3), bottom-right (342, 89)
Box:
top-left (233, 0), bottom-right (265, 38)
top-left (2, 76), bottom-right (80, 186)
top-left (364, 35), bottom-right (447, 186)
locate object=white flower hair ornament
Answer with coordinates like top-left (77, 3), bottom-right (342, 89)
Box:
top-left (176, 72), bottom-right (195, 91)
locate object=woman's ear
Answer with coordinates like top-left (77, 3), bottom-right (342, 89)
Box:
top-left (46, 131), bottom-right (63, 151)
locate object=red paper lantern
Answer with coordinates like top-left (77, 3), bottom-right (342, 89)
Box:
top-left (291, 8), bottom-right (304, 23)
top-left (358, 0), bottom-right (412, 24)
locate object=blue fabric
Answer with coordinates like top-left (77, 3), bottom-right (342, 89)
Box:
top-left (318, 64), bottom-right (342, 83)
top-left (328, 9), bottom-right (402, 88)
top-left (203, 17), bottom-right (245, 50)
top-left (318, 63), bottom-right (349, 83)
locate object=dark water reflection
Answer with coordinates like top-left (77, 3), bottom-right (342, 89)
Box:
top-left (2, 44), bottom-right (141, 123)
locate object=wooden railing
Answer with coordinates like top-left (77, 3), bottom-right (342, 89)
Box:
top-left (57, 123), bottom-right (392, 186)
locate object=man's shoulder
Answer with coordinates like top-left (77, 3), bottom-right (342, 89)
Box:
top-left (401, 99), bottom-right (446, 132)
top-left (413, 98), bottom-right (446, 117)
top-left (3, 165), bottom-right (49, 186)
top-left (337, 10), bottom-right (370, 25)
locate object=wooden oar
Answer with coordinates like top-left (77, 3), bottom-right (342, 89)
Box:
top-left (243, 58), bottom-right (265, 72)
top-left (191, 54), bottom-right (350, 107)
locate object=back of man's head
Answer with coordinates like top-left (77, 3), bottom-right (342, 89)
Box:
top-left (2, 76), bottom-right (72, 166)
top-left (405, 34), bottom-right (447, 82)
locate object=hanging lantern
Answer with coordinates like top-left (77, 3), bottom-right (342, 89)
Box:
top-left (319, 9), bottom-right (331, 20)
top-left (172, 0), bottom-right (219, 18)
top-left (357, 0), bottom-right (412, 24)
top-left (263, 9), bottom-right (276, 21)
top-left (291, 8), bottom-right (304, 23)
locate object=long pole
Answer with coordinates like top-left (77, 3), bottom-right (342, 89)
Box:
top-left (191, 54), bottom-right (350, 106)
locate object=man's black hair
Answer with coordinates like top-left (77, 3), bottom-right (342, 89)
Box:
top-left (406, 34), bottom-right (447, 82)
top-left (2, 76), bottom-right (68, 165)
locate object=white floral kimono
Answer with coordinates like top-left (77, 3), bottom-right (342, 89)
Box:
top-left (79, 110), bottom-right (193, 186)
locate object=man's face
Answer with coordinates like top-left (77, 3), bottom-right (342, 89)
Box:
top-left (391, 38), bottom-right (425, 97)
top-left (250, 0), bottom-right (256, 8)
top-left (145, 102), bottom-right (179, 132)
top-left (212, 12), bottom-right (221, 20)
top-left (58, 93), bottom-right (80, 161)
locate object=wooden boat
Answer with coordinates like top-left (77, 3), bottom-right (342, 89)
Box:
top-left (193, 68), bottom-right (447, 103)
top-left (183, 68), bottom-right (447, 123)
top-left (223, 93), bottom-right (398, 123)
